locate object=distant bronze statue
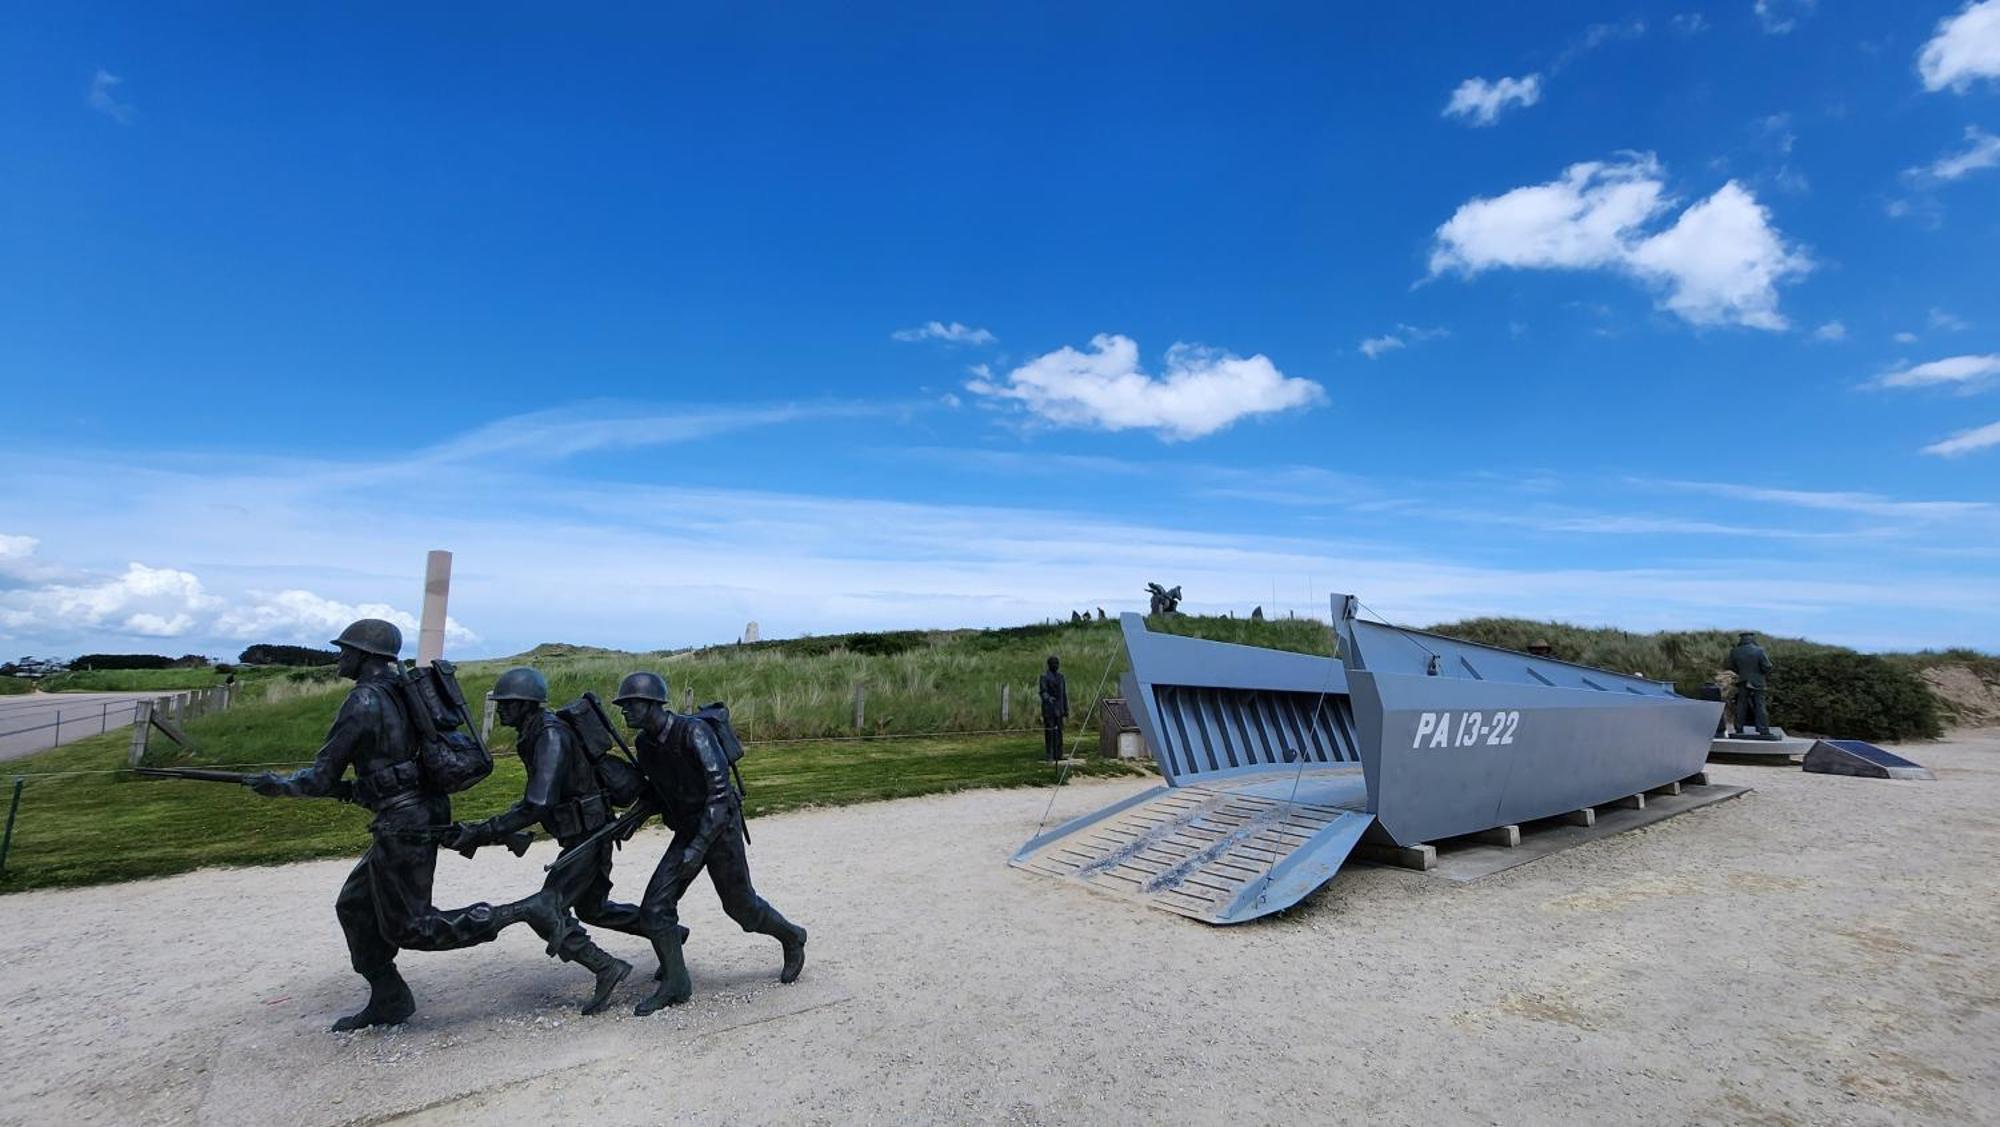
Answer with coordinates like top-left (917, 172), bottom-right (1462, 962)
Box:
top-left (1726, 632), bottom-right (1776, 739)
top-left (443, 666), bottom-right (658, 1016)
top-left (613, 672), bottom-right (807, 1014)
top-left (247, 620), bottom-right (565, 1031)
top-left (1039, 655), bottom-right (1069, 762)
top-left (1146, 583), bottom-right (1183, 615)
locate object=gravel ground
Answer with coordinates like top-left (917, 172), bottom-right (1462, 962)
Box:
top-left (1, 730), bottom-right (1995, 1127)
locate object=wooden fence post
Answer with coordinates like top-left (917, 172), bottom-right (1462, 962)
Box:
top-left (127, 701), bottom-right (154, 768)
top-left (851, 682), bottom-right (865, 732)
top-left (481, 695), bottom-right (496, 742)
top-left (1000, 684), bottom-right (1010, 724)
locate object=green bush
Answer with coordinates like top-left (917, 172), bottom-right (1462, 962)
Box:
top-left (1769, 651), bottom-right (1943, 741)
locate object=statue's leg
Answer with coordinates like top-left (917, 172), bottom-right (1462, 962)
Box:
top-left (634, 835), bottom-right (697, 1014)
top-left (707, 830), bottom-right (806, 983)
top-left (330, 847), bottom-right (415, 1032)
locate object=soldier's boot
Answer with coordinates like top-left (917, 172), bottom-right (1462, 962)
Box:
top-left (573, 943), bottom-right (633, 1016)
top-left (652, 924), bottom-right (691, 980)
top-left (483, 889), bottom-right (572, 956)
top-left (759, 911), bottom-right (808, 984)
top-left (634, 932), bottom-right (692, 1015)
top-left (331, 965), bottom-right (415, 1032)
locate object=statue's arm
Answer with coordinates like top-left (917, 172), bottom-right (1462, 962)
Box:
top-left (258, 690), bottom-right (370, 798)
top-left (683, 722), bottom-right (738, 861)
top-left (479, 726), bottom-right (562, 836)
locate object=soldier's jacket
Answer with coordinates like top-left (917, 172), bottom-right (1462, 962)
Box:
top-left (636, 714), bottom-right (739, 858)
top-left (1038, 670), bottom-right (1068, 718)
top-left (266, 673), bottom-right (418, 811)
top-left (1726, 642), bottom-right (1773, 689)
top-left (484, 709), bottom-right (609, 843)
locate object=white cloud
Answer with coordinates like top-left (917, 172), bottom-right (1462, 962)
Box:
top-left (1907, 126), bottom-right (2000, 183)
top-left (1895, 331), bottom-right (1920, 343)
top-left (1755, 0), bottom-right (1816, 36)
top-left (87, 68), bottom-right (132, 123)
top-left (1358, 325), bottom-right (1448, 359)
top-left (1930, 307), bottom-right (1972, 331)
top-left (211, 589), bottom-right (477, 648)
top-left (1650, 479), bottom-right (1990, 518)
top-left (1672, 13), bottom-right (1711, 35)
top-left (1429, 154), bottom-right (1810, 330)
top-left (1443, 75), bottom-right (1542, 126)
top-left (892, 321), bottom-right (997, 346)
top-left (1923, 419), bottom-right (2000, 456)
top-left (0, 534), bottom-right (37, 565)
top-left (963, 334), bottom-right (1324, 440)
top-left (1919, 1), bottom-right (2000, 92)
top-left (1811, 320), bottom-right (1846, 342)
top-left (1876, 354), bottom-right (2000, 390)
top-left (0, 562), bottom-right (219, 641)
top-left (417, 401), bottom-right (886, 465)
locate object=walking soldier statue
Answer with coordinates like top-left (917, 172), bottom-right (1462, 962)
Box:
top-left (614, 671), bottom-right (807, 1015)
top-left (442, 666), bottom-right (654, 1015)
top-left (247, 620), bottom-right (565, 1031)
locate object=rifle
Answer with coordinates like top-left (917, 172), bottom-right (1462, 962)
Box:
top-left (134, 767), bottom-right (531, 859)
top-left (545, 799), bottom-right (656, 875)
top-left (133, 766), bottom-right (259, 785)
top-left (583, 691), bottom-right (639, 764)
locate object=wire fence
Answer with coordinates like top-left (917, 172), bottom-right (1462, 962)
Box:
top-left (0, 702), bottom-right (148, 742)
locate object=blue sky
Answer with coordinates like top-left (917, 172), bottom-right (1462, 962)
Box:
top-left (3, 2), bottom-right (1997, 658)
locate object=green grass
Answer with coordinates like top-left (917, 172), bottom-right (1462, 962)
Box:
top-left (0, 716), bottom-right (1145, 893)
top-left (38, 666), bottom-right (298, 693)
top-left (0, 677), bottom-right (32, 696)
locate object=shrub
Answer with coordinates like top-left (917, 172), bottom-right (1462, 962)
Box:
top-left (1768, 651), bottom-right (1943, 742)
top-left (238, 644), bottom-right (340, 667)
top-left (70, 653), bottom-right (176, 671)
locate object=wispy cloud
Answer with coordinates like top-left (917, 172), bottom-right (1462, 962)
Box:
top-left (1428, 153), bottom-right (1811, 331)
top-left (1811, 320), bottom-right (1846, 342)
top-left (1930, 308), bottom-right (1971, 331)
top-left (1923, 419), bottom-right (2000, 457)
top-left (1443, 75), bottom-right (1542, 126)
top-left (1358, 324), bottom-right (1448, 359)
top-left (964, 334), bottom-right (1325, 441)
top-left (416, 400), bottom-right (895, 465)
top-left (1919, 1), bottom-right (2000, 93)
top-left (1755, 0), bottom-right (1817, 36)
top-left (1905, 126), bottom-right (2000, 185)
top-left (892, 321), bottom-right (996, 346)
top-left (1874, 354), bottom-right (2000, 391)
top-left (1648, 478), bottom-right (1991, 518)
top-left (87, 68), bottom-right (133, 123)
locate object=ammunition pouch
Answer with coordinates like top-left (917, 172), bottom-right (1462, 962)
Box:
top-left (550, 792), bottom-right (610, 842)
top-left (356, 760), bottom-right (424, 808)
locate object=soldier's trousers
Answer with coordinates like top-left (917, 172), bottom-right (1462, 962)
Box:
top-left (1043, 714), bottom-right (1064, 761)
top-left (535, 835), bottom-right (656, 962)
top-left (336, 798), bottom-right (515, 978)
top-left (1735, 687), bottom-right (1771, 734)
top-left (638, 824), bottom-right (779, 936)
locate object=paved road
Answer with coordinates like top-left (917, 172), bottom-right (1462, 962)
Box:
top-left (0, 691), bottom-right (173, 763)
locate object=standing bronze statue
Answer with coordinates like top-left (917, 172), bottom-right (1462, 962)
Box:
top-left (247, 620), bottom-right (566, 1031)
top-left (443, 666), bottom-right (644, 1015)
top-left (1726, 631), bottom-right (1777, 740)
top-left (1038, 655), bottom-right (1069, 763)
top-left (614, 671), bottom-right (807, 1015)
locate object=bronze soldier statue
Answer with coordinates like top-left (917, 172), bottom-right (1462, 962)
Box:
top-left (1726, 631), bottom-right (1776, 739)
top-left (1038, 655), bottom-right (1069, 763)
top-left (248, 620), bottom-right (566, 1031)
top-left (442, 666), bottom-right (651, 1016)
top-left (614, 671), bottom-right (807, 1015)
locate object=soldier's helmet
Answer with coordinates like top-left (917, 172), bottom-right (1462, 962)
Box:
top-left (491, 666), bottom-right (549, 703)
top-left (613, 671), bottom-right (670, 705)
top-left (330, 618), bottom-right (403, 659)
top-left (1738, 631), bottom-right (1757, 643)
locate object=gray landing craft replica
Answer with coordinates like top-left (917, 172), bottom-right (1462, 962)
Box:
top-left (1012, 594), bottom-right (1720, 923)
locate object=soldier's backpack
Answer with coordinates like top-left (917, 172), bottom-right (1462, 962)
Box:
top-left (685, 701), bottom-right (748, 798)
top-left (385, 659), bottom-right (493, 795)
top-left (555, 691), bottom-right (647, 807)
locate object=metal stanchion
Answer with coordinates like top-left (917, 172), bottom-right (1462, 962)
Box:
top-left (0, 777), bottom-right (23, 877)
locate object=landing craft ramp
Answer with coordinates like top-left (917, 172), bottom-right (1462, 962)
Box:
top-left (1012, 595), bottom-right (1721, 924)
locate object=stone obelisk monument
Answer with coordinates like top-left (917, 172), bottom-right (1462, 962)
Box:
top-left (417, 549), bottom-right (452, 666)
